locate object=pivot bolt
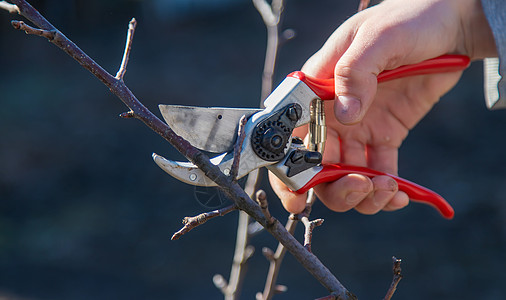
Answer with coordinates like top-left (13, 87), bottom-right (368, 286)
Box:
top-left (261, 128), bottom-right (285, 153)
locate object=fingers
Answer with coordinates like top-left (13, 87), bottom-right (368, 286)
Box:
top-left (366, 144), bottom-right (399, 175)
top-left (268, 171), bottom-right (307, 214)
top-left (354, 176), bottom-right (409, 214)
top-left (314, 173), bottom-right (373, 212)
top-left (383, 191), bottom-right (410, 211)
top-left (316, 174), bottom-right (409, 214)
top-left (271, 170), bottom-right (409, 215)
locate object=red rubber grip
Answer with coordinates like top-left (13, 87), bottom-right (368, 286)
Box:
top-left (296, 164), bottom-right (455, 219)
top-left (287, 54), bottom-right (470, 100)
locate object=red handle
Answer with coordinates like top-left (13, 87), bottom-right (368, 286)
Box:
top-left (296, 164), bottom-right (454, 219)
top-left (288, 54), bottom-right (470, 100)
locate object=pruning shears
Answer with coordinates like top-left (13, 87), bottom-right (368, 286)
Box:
top-left (153, 54), bottom-right (470, 219)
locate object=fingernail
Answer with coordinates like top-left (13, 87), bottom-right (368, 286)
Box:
top-left (336, 95), bottom-right (361, 124)
top-left (345, 191), bottom-right (367, 206)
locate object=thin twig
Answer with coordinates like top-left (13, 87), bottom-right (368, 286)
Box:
top-left (230, 115), bottom-right (247, 181)
top-left (383, 257), bottom-right (403, 300)
top-left (252, 0), bottom-right (277, 26)
top-left (213, 211), bottom-right (255, 300)
top-left (6, 1), bottom-right (356, 298)
top-left (115, 18), bottom-right (137, 80)
top-left (294, 190), bottom-right (323, 253)
top-left (301, 217), bottom-right (324, 253)
top-left (11, 20), bottom-right (54, 39)
top-left (214, 169), bottom-right (260, 300)
top-left (315, 293), bottom-right (339, 300)
top-left (257, 217), bottom-right (297, 300)
top-left (0, 1), bottom-right (19, 14)
top-left (172, 204), bottom-right (238, 240)
top-left (253, 0), bottom-right (286, 102)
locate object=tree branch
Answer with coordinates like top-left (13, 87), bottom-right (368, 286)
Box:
top-left (3, 1), bottom-right (356, 298)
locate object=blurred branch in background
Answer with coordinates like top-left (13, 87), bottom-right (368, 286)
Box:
top-left (252, 0), bottom-right (294, 103)
top-left (0, 0), bottom-right (18, 13)
top-left (358, 0), bottom-right (370, 12)
top-left (213, 1), bottom-right (290, 298)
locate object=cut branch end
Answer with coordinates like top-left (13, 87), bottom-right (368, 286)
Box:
top-left (383, 256), bottom-right (403, 300)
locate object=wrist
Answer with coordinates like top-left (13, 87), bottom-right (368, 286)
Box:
top-left (459, 0), bottom-right (497, 59)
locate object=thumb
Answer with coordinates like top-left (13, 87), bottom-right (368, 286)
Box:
top-left (301, 20), bottom-right (387, 125)
top-left (333, 45), bottom-right (382, 125)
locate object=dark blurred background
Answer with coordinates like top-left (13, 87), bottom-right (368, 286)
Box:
top-left (1, 0), bottom-right (505, 299)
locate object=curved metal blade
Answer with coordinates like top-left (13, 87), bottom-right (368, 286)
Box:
top-left (152, 153), bottom-right (230, 187)
top-left (159, 105), bottom-right (261, 153)
top-left (152, 142), bottom-right (272, 188)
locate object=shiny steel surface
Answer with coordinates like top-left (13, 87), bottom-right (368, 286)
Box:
top-left (159, 105), bottom-right (261, 153)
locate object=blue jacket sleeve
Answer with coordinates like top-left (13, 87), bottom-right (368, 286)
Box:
top-left (480, 0), bottom-right (506, 109)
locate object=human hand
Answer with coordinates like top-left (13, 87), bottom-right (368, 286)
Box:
top-left (270, 0), bottom-right (496, 214)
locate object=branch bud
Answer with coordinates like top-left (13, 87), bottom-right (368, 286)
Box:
top-left (212, 274), bottom-right (228, 290)
top-left (262, 247), bottom-right (275, 262)
top-left (119, 111), bottom-right (135, 118)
